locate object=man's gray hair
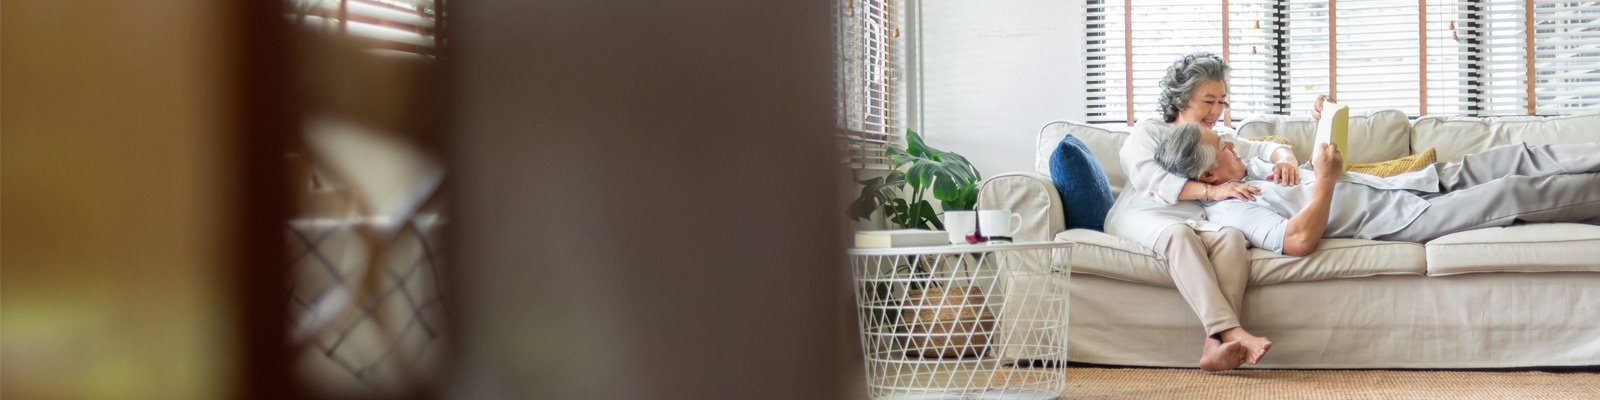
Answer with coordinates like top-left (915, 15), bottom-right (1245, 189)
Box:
top-left (1159, 52), bottom-right (1231, 123)
top-left (1153, 123), bottom-right (1216, 179)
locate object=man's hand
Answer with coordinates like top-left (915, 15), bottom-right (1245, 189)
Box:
top-left (1312, 94), bottom-right (1333, 121)
top-left (1208, 181), bottom-right (1261, 202)
top-left (1311, 142), bottom-right (1343, 181)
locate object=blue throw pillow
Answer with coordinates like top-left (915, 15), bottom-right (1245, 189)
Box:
top-left (1049, 135), bottom-right (1114, 231)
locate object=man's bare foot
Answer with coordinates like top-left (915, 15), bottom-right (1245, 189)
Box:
top-left (1199, 338), bottom-right (1247, 372)
top-left (1220, 327), bottom-right (1272, 364)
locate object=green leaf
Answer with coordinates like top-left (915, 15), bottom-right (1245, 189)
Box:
top-left (931, 175), bottom-right (959, 203)
top-left (912, 201), bottom-right (943, 230)
top-left (905, 129), bottom-right (933, 159)
top-left (859, 128), bottom-right (984, 228)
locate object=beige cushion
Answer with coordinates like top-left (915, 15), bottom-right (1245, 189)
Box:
top-left (1236, 114), bottom-right (1315, 162)
top-left (1035, 121), bottom-right (1130, 197)
top-left (1344, 110), bottom-right (1416, 164)
top-left (1425, 224), bottom-right (1600, 276)
top-left (1416, 112), bottom-right (1600, 163)
top-left (1056, 229), bottom-right (1171, 287)
top-left (1489, 112), bottom-right (1600, 149)
top-left (1412, 115), bottom-right (1493, 163)
top-left (1236, 110), bottom-right (1413, 164)
top-left (1057, 230), bottom-right (1426, 287)
top-left (1249, 239), bottom-right (1426, 286)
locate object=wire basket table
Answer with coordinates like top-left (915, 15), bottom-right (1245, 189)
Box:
top-left (849, 241), bottom-right (1073, 400)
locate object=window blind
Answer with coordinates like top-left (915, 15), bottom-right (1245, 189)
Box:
top-left (1478, 0), bottom-right (1600, 115)
top-left (838, 0), bottom-right (902, 169)
top-left (1086, 0), bottom-right (1282, 124)
top-left (1285, 0), bottom-right (1470, 115)
top-left (290, 0), bottom-right (441, 57)
top-left (1087, 0), bottom-right (1595, 120)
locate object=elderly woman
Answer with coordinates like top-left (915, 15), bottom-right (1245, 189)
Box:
top-left (1103, 52), bottom-right (1301, 371)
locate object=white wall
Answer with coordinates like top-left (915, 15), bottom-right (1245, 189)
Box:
top-left (909, 0), bottom-right (1085, 178)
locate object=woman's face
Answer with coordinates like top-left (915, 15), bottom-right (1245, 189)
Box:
top-left (1176, 79), bottom-right (1229, 127)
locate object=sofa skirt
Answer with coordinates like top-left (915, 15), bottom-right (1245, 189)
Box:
top-left (1068, 272), bottom-right (1600, 368)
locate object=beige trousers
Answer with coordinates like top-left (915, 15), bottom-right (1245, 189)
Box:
top-left (1153, 224), bottom-right (1251, 338)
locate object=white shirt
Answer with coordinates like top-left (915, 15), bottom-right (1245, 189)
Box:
top-left (1202, 159), bottom-right (1439, 253)
top-left (1103, 118), bottom-right (1288, 249)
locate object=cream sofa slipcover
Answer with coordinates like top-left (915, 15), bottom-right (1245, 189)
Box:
top-left (981, 110), bottom-right (1600, 368)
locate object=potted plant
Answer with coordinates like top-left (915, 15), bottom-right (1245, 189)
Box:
top-left (848, 129), bottom-right (992, 358)
top-left (847, 129), bottom-right (982, 230)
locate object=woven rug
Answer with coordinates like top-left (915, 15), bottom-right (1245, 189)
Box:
top-left (1065, 367), bottom-right (1600, 400)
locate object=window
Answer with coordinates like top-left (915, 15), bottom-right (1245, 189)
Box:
top-left (1285, 0), bottom-right (1469, 115)
top-left (1477, 0), bottom-right (1600, 115)
top-left (289, 0), bottom-right (442, 58)
top-left (1087, 0), bottom-right (1280, 124)
top-left (1087, 0), bottom-right (1598, 123)
top-left (838, 0), bottom-right (902, 169)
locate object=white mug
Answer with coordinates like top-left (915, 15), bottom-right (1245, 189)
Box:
top-left (943, 210), bottom-right (977, 245)
top-left (978, 209), bottom-right (1022, 242)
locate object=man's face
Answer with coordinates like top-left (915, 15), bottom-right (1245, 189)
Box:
top-left (1197, 127), bottom-right (1247, 184)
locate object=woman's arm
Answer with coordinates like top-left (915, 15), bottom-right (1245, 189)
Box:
top-left (1121, 121), bottom-right (1192, 205)
top-left (1268, 147), bottom-right (1300, 186)
top-left (1124, 121), bottom-right (1259, 203)
top-left (1182, 180), bottom-right (1259, 202)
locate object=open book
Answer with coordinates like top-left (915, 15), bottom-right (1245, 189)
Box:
top-left (1314, 100), bottom-right (1350, 172)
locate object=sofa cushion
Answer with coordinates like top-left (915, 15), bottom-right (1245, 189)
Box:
top-left (1249, 239), bottom-right (1427, 286)
top-left (1036, 121), bottom-right (1129, 197)
top-left (1237, 109), bottom-right (1413, 164)
top-left (1056, 230), bottom-right (1426, 287)
top-left (1488, 112), bottom-right (1600, 149)
top-left (1412, 115), bottom-right (1492, 163)
top-left (1425, 223), bottom-right (1600, 276)
top-left (1056, 229), bottom-right (1171, 287)
top-left (1049, 135), bottom-right (1115, 231)
top-left (1416, 112), bottom-right (1600, 163)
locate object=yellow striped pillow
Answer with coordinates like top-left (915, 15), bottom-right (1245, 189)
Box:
top-left (1348, 148), bottom-right (1437, 177)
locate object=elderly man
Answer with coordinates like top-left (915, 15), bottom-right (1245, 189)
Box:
top-left (1153, 123), bottom-right (1600, 256)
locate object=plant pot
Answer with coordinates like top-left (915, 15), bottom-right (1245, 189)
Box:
top-left (901, 285), bottom-right (996, 358)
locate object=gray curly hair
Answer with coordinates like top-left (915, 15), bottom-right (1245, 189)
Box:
top-left (1159, 52), bottom-right (1231, 123)
top-left (1152, 123), bottom-right (1217, 179)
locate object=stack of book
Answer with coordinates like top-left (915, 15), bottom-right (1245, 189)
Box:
top-left (853, 229), bottom-right (948, 248)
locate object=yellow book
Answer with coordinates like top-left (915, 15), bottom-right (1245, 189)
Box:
top-left (1314, 100), bottom-right (1350, 172)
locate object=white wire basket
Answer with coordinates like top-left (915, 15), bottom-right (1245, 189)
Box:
top-left (849, 242), bottom-right (1073, 400)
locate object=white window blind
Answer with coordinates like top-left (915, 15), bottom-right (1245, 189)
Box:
top-left (1286, 0), bottom-right (1469, 115)
top-left (1086, 0), bottom-right (1281, 124)
top-left (1479, 0), bottom-right (1600, 115)
top-left (838, 0), bottom-right (902, 169)
top-left (1088, 0), bottom-right (1595, 120)
top-left (289, 0), bottom-right (442, 58)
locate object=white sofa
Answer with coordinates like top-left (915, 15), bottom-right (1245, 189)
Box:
top-left (977, 110), bottom-right (1600, 368)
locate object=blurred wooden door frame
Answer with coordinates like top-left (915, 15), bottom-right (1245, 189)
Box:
top-left (236, 0), bottom-right (297, 398)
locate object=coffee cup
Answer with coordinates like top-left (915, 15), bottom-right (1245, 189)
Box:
top-left (977, 209), bottom-right (1022, 242)
top-left (943, 210), bottom-right (977, 245)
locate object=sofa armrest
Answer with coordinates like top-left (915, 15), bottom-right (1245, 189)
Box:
top-left (977, 172), bottom-right (1064, 243)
